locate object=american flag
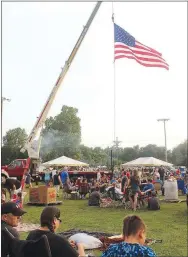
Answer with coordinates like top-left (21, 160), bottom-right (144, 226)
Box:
top-left (114, 23), bottom-right (169, 70)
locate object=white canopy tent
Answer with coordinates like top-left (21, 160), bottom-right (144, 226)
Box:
top-left (42, 155), bottom-right (89, 167)
top-left (121, 157), bottom-right (173, 167)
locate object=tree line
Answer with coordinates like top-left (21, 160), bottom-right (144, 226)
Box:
top-left (1, 105), bottom-right (187, 167)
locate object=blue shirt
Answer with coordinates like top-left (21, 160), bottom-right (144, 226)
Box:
top-left (143, 183), bottom-right (155, 192)
top-left (44, 173), bottom-right (50, 181)
top-left (60, 170), bottom-right (69, 184)
top-left (101, 242), bottom-right (156, 257)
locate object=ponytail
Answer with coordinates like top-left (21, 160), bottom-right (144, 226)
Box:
top-left (47, 223), bottom-right (55, 233)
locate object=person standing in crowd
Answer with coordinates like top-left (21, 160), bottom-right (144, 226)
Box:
top-left (128, 170), bottom-right (141, 211)
top-left (126, 169), bottom-right (131, 179)
top-left (25, 171), bottom-right (33, 188)
top-left (35, 171), bottom-right (40, 186)
top-left (44, 170), bottom-right (51, 187)
top-left (27, 206), bottom-right (86, 257)
top-left (58, 167), bottom-right (69, 187)
top-left (1, 202), bottom-right (27, 257)
top-left (101, 215), bottom-right (156, 257)
top-left (153, 168), bottom-right (160, 181)
top-left (53, 171), bottom-right (60, 197)
top-left (121, 172), bottom-right (128, 193)
top-left (158, 166), bottom-right (165, 181)
top-left (51, 167), bottom-right (57, 179)
top-left (97, 170), bottom-right (101, 182)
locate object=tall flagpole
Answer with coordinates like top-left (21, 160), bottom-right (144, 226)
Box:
top-left (112, 2), bottom-right (116, 143)
top-left (112, 2), bottom-right (118, 168)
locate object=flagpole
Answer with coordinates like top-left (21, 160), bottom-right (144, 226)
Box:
top-left (112, 2), bottom-right (116, 143)
top-left (112, 2), bottom-right (118, 169)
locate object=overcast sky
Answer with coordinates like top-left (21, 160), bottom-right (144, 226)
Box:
top-left (2, 2), bottom-right (187, 150)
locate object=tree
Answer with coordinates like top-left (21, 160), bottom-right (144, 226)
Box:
top-left (3, 127), bottom-right (27, 149)
top-left (1, 128), bottom-right (28, 165)
top-left (172, 140), bottom-right (187, 166)
top-left (40, 105), bottom-right (81, 161)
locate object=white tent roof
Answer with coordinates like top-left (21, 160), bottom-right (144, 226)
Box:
top-left (42, 156), bottom-right (89, 167)
top-left (122, 157), bottom-right (173, 167)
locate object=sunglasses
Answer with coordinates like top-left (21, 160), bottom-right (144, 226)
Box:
top-left (57, 218), bottom-right (62, 223)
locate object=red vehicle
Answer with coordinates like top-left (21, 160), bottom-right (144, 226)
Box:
top-left (1, 158), bottom-right (40, 180)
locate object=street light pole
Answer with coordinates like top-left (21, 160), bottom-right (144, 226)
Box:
top-left (1, 97), bottom-right (11, 119)
top-left (157, 118), bottom-right (170, 162)
top-left (1, 97), bottom-right (11, 143)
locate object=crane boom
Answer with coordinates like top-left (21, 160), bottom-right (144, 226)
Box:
top-left (21, 2), bottom-right (102, 157)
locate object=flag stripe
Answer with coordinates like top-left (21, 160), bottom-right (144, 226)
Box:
top-left (136, 41), bottom-right (162, 56)
top-left (115, 50), bottom-right (168, 65)
top-left (115, 44), bottom-right (166, 62)
top-left (115, 54), bottom-right (169, 70)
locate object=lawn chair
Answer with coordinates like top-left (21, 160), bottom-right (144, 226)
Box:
top-left (2, 227), bottom-right (52, 257)
top-left (79, 183), bottom-right (89, 199)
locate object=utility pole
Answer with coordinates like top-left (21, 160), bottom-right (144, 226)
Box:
top-left (113, 137), bottom-right (121, 166)
top-left (1, 97), bottom-right (11, 143)
top-left (157, 118), bottom-right (170, 162)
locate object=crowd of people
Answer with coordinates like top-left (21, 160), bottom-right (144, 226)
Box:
top-left (1, 165), bottom-right (188, 257)
top-left (1, 165), bottom-right (188, 210)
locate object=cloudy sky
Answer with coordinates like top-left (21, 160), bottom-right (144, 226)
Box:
top-left (2, 2), bottom-right (187, 150)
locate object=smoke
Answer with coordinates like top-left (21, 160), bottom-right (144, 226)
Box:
top-left (40, 129), bottom-right (81, 156)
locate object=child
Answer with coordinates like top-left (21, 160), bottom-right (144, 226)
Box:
top-left (16, 192), bottom-right (23, 208)
top-left (12, 192), bottom-right (23, 208)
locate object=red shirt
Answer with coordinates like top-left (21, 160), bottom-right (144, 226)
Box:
top-left (126, 172), bottom-right (130, 178)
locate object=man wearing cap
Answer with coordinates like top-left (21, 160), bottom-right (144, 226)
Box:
top-left (1, 202), bottom-right (26, 257)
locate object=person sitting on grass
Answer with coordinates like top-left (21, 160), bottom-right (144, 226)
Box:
top-left (27, 206), bottom-right (86, 257)
top-left (101, 215), bottom-right (156, 257)
top-left (88, 187), bottom-right (101, 206)
top-left (148, 192), bottom-right (160, 210)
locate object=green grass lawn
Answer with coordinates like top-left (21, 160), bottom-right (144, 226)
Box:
top-left (20, 190), bottom-right (187, 257)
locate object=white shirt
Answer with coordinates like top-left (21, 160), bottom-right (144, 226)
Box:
top-left (52, 169), bottom-right (57, 178)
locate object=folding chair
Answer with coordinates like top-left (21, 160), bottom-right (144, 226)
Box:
top-left (2, 227), bottom-right (52, 257)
